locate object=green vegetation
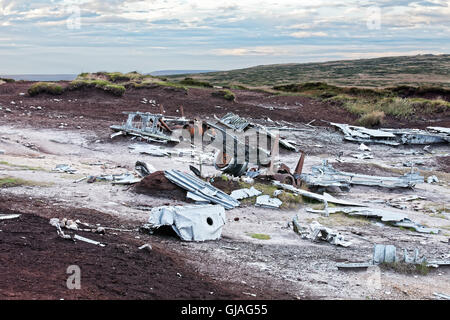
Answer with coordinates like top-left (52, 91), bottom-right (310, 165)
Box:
top-left (77, 71), bottom-right (152, 83)
top-left (358, 111), bottom-right (385, 127)
top-left (179, 77), bottom-right (213, 88)
top-left (0, 77), bottom-right (15, 83)
top-left (166, 54), bottom-right (450, 88)
top-left (0, 161), bottom-right (46, 172)
top-left (68, 79), bottom-right (126, 96)
top-left (0, 176), bottom-right (44, 188)
top-left (318, 212), bottom-right (371, 228)
top-left (154, 80), bottom-right (188, 91)
top-left (273, 81), bottom-right (450, 125)
top-left (380, 261), bottom-right (430, 275)
top-left (28, 82), bottom-right (64, 96)
top-left (249, 233), bottom-right (271, 240)
top-left (211, 89), bottom-right (236, 101)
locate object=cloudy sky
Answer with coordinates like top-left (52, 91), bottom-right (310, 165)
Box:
top-left (0, 0), bottom-right (449, 74)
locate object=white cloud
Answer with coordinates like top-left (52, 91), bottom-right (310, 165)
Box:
top-left (290, 31), bottom-right (328, 38)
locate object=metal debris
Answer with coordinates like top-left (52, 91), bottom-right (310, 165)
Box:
top-left (427, 175), bottom-right (439, 184)
top-left (351, 152), bottom-right (373, 160)
top-left (307, 206), bottom-right (440, 234)
top-left (300, 161), bottom-right (424, 189)
top-left (215, 112), bottom-right (296, 150)
top-left (52, 164), bottom-right (77, 174)
top-left (110, 112), bottom-right (180, 143)
top-left (216, 112), bottom-right (251, 132)
top-left (129, 144), bottom-right (170, 157)
top-left (292, 215), bottom-right (351, 247)
top-left (273, 180), bottom-right (364, 209)
top-left (359, 143), bottom-right (371, 151)
top-left (332, 122), bottom-right (450, 145)
top-left (138, 243), bottom-right (152, 251)
top-left (337, 244), bottom-right (449, 269)
top-left (230, 187), bottom-right (262, 200)
top-left (433, 293), bottom-right (450, 300)
top-left (73, 234), bottom-right (106, 247)
top-left (135, 161), bottom-right (155, 178)
top-left (0, 214), bottom-right (21, 220)
top-left (147, 204), bottom-right (226, 241)
top-left (164, 169), bottom-right (240, 210)
top-left (255, 195), bottom-right (282, 209)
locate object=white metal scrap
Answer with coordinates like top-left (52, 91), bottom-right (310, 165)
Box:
top-left (148, 204), bottom-right (226, 241)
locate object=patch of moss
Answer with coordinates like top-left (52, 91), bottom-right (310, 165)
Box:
top-left (0, 176), bottom-right (48, 188)
top-left (249, 233), bottom-right (271, 240)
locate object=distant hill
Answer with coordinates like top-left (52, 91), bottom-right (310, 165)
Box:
top-left (149, 70), bottom-right (218, 76)
top-left (166, 54), bottom-right (450, 88)
top-left (0, 74), bottom-right (77, 81)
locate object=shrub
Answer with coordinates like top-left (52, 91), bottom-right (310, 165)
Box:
top-left (28, 82), bottom-right (64, 96)
top-left (0, 77), bottom-right (15, 83)
top-left (377, 97), bottom-right (415, 117)
top-left (179, 77), bottom-right (213, 88)
top-left (211, 89), bottom-right (235, 101)
top-left (358, 111), bottom-right (385, 127)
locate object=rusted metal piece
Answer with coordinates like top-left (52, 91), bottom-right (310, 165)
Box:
top-left (180, 105), bottom-right (185, 118)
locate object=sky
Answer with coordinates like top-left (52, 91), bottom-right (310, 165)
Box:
top-left (0, 0), bottom-right (449, 74)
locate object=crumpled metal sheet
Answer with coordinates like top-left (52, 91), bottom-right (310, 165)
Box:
top-left (300, 161), bottom-right (424, 189)
top-left (53, 164), bottom-right (77, 174)
top-left (255, 195), bottom-right (282, 209)
top-left (110, 112), bottom-right (180, 143)
top-left (292, 215), bottom-right (352, 247)
top-left (217, 112), bottom-right (251, 132)
top-left (148, 204), bottom-right (226, 241)
top-left (332, 122), bottom-right (449, 145)
top-left (230, 186), bottom-right (262, 200)
top-left (164, 169), bottom-right (240, 209)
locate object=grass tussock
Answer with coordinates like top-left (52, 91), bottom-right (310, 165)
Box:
top-left (28, 82), bottom-right (64, 96)
top-left (358, 111), bottom-right (385, 127)
top-left (68, 79), bottom-right (126, 96)
top-left (211, 89), bottom-right (236, 101)
top-left (179, 77), bottom-right (213, 88)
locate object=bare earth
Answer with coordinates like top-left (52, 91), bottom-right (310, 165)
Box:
top-left (0, 83), bottom-right (449, 300)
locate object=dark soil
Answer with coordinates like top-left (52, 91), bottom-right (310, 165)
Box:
top-left (435, 156), bottom-right (450, 173)
top-left (134, 171), bottom-right (186, 201)
top-left (0, 194), bottom-right (293, 300)
top-left (1, 81), bottom-right (447, 133)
